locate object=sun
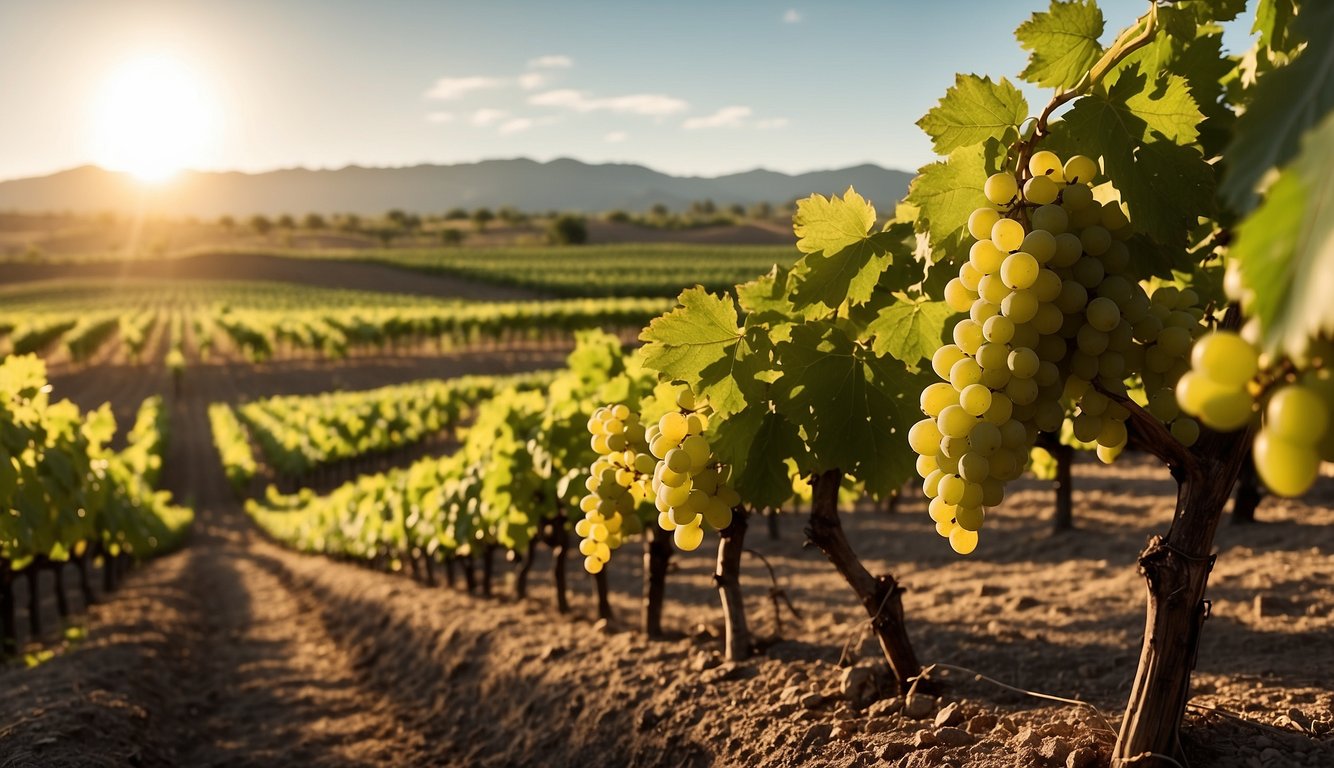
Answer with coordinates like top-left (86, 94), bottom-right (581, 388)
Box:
top-left (90, 54), bottom-right (216, 183)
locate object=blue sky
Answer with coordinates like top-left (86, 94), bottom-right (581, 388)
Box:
top-left (0, 1), bottom-right (1258, 181)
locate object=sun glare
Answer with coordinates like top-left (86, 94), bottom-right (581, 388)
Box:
top-left (91, 54), bottom-right (215, 183)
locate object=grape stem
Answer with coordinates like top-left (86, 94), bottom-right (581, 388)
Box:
top-left (1095, 381), bottom-right (1194, 472)
top-left (1014, 2), bottom-right (1160, 177)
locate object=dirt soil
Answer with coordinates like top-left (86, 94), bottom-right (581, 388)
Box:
top-left (0, 354), bottom-right (1331, 768)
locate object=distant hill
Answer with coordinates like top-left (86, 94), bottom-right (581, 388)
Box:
top-left (0, 159), bottom-right (913, 218)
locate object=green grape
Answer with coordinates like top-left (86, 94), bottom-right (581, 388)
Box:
top-left (959, 263), bottom-right (983, 291)
top-left (1063, 154), bottom-right (1098, 184)
top-left (959, 482), bottom-right (983, 509)
top-left (1098, 418), bottom-right (1128, 449)
top-left (928, 496), bottom-right (955, 523)
top-left (990, 448), bottom-right (1022, 481)
top-left (1031, 303), bottom-right (1064, 335)
top-left (945, 278), bottom-right (976, 312)
top-left (659, 412), bottom-right (688, 444)
top-left (1147, 389), bottom-right (1180, 423)
top-left (1022, 230), bottom-right (1057, 263)
top-left (1055, 279), bottom-right (1089, 314)
top-left (1005, 376), bottom-right (1038, 406)
top-left (970, 240), bottom-right (1006, 273)
top-left (938, 405), bottom-right (976, 439)
top-left (1096, 444), bottom-right (1122, 464)
top-left (1031, 204), bottom-right (1069, 234)
top-left (983, 315), bottom-right (1015, 344)
top-left (950, 527), bottom-right (979, 555)
top-left (1031, 269), bottom-right (1062, 302)
top-left (1073, 411), bottom-right (1101, 442)
top-left (968, 421), bottom-right (1002, 454)
top-left (676, 390), bottom-right (696, 410)
top-left (1080, 225), bottom-right (1112, 256)
top-left (1156, 326), bottom-right (1193, 358)
top-left (1061, 182), bottom-right (1094, 210)
top-left (1008, 347), bottom-right (1040, 379)
top-left (584, 555), bottom-right (605, 574)
top-left (673, 523), bottom-right (704, 551)
top-left (1051, 232), bottom-right (1084, 267)
top-left (976, 342), bottom-right (1009, 371)
top-left (932, 345), bottom-right (966, 379)
top-left (1077, 325), bottom-right (1109, 356)
top-left (939, 474), bottom-right (966, 505)
top-left (1098, 351), bottom-right (1126, 381)
top-left (1086, 297), bottom-right (1120, 333)
top-left (682, 434), bottom-right (711, 467)
top-left (968, 207), bottom-right (1002, 240)
top-left (916, 454), bottom-right (938, 478)
top-left (1000, 251), bottom-right (1039, 290)
top-left (950, 357), bottom-right (983, 389)
top-left (982, 392), bottom-right (1014, 425)
top-left (970, 300), bottom-right (1000, 324)
top-left (981, 478), bottom-right (1005, 506)
top-left (1254, 429), bottom-right (1320, 497)
top-left (992, 218), bottom-right (1025, 252)
top-left (1102, 241), bottom-right (1130, 272)
top-left (1001, 290), bottom-right (1038, 323)
top-left (954, 506), bottom-right (986, 532)
top-left (959, 452), bottom-right (990, 482)
top-left (1191, 331), bottom-right (1259, 389)
top-left (1024, 175), bottom-right (1060, 205)
top-left (665, 448), bottom-right (692, 473)
top-left (1100, 202), bottom-right (1130, 232)
top-left (1171, 417), bottom-right (1200, 446)
top-left (960, 384), bottom-right (993, 417)
top-left (1266, 385), bottom-right (1328, 445)
top-left (921, 382), bottom-right (958, 417)
top-left (1072, 256), bottom-right (1106, 288)
top-left (984, 173), bottom-right (1019, 206)
top-left (1029, 150), bottom-right (1064, 179)
top-left (909, 418), bottom-right (943, 454)
top-left (978, 274), bottom-right (1011, 305)
top-left (980, 366), bottom-right (1012, 391)
top-left (998, 419), bottom-right (1028, 449)
top-left (953, 319), bottom-right (985, 354)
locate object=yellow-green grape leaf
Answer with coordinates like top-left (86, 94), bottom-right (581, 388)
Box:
top-left (1232, 111), bottom-right (1334, 359)
top-left (789, 188), bottom-right (907, 311)
top-left (917, 74), bottom-right (1029, 155)
top-left (1015, 0), bottom-right (1105, 90)
top-left (712, 407), bottom-right (805, 510)
top-left (906, 140), bottom-right (1003, 264)
top-left (866, 298), bottom-right (955, 368)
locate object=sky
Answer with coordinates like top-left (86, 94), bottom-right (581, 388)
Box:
top-left (0, 0), bottom-right (1259, 182)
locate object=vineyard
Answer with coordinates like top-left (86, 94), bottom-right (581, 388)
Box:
top-left (2, 2), bottom-right (1333, 768)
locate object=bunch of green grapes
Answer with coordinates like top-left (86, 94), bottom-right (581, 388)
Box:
top-left (578, 404), bottom-right (650, 574)
top-left (912, 149), bottom-right (1208, 554)
top-left (1178, 330), bottom-right (1332, 497)
top-left (645, 390), bottom-right (741, 552)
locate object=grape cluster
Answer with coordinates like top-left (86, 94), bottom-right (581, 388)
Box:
top-left (1178, 331), bottom-right (1332, 497)
top-left (912, 149), bottom-right (1207, 554)
top-left (578, 404), bottom-right (650, 573)
top-left (646, 390), bottom-right (741, 551)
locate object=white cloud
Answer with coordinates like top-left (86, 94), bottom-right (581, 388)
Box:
top-left (518, 72), bottom-right (548, 90)
top-left (604, 131), bottom-right (628, 143)
top-left (424, 76), bottom-right (505, 100)
top-left (425, 111), bottom-right (456, 124)
top-left (470, 108), bottom-right (509, 127)
top-left (783, 9), bottom-right (802, 23)
top-left (755, 117), bottom-right (790, 130)
top-left (683, 105), bottom-right (752, 130)
top-left (528, 54), bottom-right (573, 69)
top-left (498, 117), bottom-right (534, 135)
top-left (530, 89), bottom-right (688, 116)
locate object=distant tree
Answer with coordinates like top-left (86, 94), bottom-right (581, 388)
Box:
top-left (604, 210), bottom-right (631, 223)
top-left (726, 203), bottom-right (746, 219)
top-left (374, 227), bottom-right (397, 247)
top-left (547, 214), bottom-right (588, 246)
top-left (302, 213), bottom-right (326, 230)
top-left (649, 203), bottom-right (670, 218)
top-left (440, 228), bottom-right (464, 247)
top-left (339, 213), bottom-right (362, 233)
top-left (276, 214), bottom-right (296, 230)
top-left (401, 213), bottom-right (421, 233)
top-left (444, 207), bottom-right (469, 221)
top-left (497, 206), bottom-right (526, 226)
top-left (689, 199), bottom-right (716, 216)
top-left (386, 209), bottom-right (408, 227)
top-left (747, 201), bottom-right (773, 220)
top-left (472, 207), bottom-right (495, 232)
top-left (249, 215), bottom-right (272, 236)
top-left (218, 215), bottom-right (236, 232)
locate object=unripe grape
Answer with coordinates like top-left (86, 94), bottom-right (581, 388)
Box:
top-left (1061, 182), bottom-right (1094, 210)
top-left (982, 392), bottom-right (1014, 425)
top-left (1266, 385), bottom-right (1328, 444)
top-left (659, 412), bottom-right (688, 443)
top-left (1031, 204), bottom-right (1069, 234)
top-left (1254, 429), bottom-right (1320, 497)
top-left (976, 342), bottom-right (1009, 371)
top-left (984, 173), bottom-right (1019, 206)
top-left (1063, 155), bottom-right (1099, 184)
top-left (1191, 331), bottom-right (1259, 389)
top-left (1001, 290), bottom-right (1039, 323)
top-left (1171, 417), bottom-right (1200, 446)
top-left (1086, 297), bottom-right (1121, 333)
top-left (1072, 256), bottom-right (1106, 288)
top-left (1100, 202), bottom-right (1130, 231)
top-left (1052, 232), bottom-right (1084, 267)
top-left (1008, 347), bottom-right (1040, 379)
top-left (1001, 251), bottom-right (1039, 290)
top-left (955, 506), bottom-right (986, 532)
top-left (938, 404), bottom-right (977, 439)
top-left (953, 319), bottom-right (985, 354)
top-left (1098, 418), bottom-right (1128, 449)
top-left (959, 384), bottom-right (993, 417)
top-left (970, 240), bottom-right (1006, 273)
top-left (959, 263), bottom-right (983, 291)
top-left (992, 219), bottom-right (1026, 252)
top-left (921, 382), bottom-right (958, 417)
top-left (928, 496), bottom-right (955, 523)
top-left (970, 300), bottom-right (1000, 324)
top-left (945, 278), bottom-right (976, 312)
top-left (932, 345), bottom-right (966, 379)
top-left (978, 274), bottom-right (1010, 305)
top-left (1024, 175), bottom-right (1060, 205)
top-left (1022, 230), bottom-right (1057, 263)
top-left (968, 421), bottom-right (1002, 454)
top-left (939, 474), bottom-right (966, 505)
top-left (950, 357), bottom-right (983, 389)
top-left (983, 315), bottom-right (1015, 344)
top-left (1005, 376), bottom-right (1038, 406)
top-left (968, 207), bottom-right (1002, 240)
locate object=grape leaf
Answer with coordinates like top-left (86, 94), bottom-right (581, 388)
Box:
top-left (1220, 2), bottom-right (1334, 213)
top-left (638, 287), bottom-right (767, 418)
top-left (772, 322), bottom-right (924, 497)
top-left (905, 140), bottom-right (1003, 265)
top-left (917, 74), bottom-right (1029, 155)
top-left (1232, 111), bottom-right (1334, 358)
top-left (711, 407), bottom-right (804, 510)
top-left (866, 298), bottom-right (956, 367)
top-left (1253, 0), bottom-right (1299, 53)
top-left (1015, 0), bottom-right (1105, 90)
top-left (788, 189), bottom-right (906, 311)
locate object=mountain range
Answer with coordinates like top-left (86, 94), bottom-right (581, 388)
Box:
top-left (0, 159), bottom-right (913, 218)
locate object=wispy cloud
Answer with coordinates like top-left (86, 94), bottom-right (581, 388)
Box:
top-left (683, 105), bottom-right (752, 129)
top-left (518, 72), bottom-right (548, 90)
top-left (530, 89), bottom-right (688, 116)
top-left (755, 117), bottom-right (790, 130)
top-left (425, 111), bottom-right (455, 124)
top-left (424, 76), bottom-right (506, 100)
top-left (528, 54), bottom-right (573, 69)
top-left (498, 118), bottom-right (534, 135)
top-left (470, 108), bottom-right (509, 127)
top-left (783, 9), bottom-right (802, 23)
top-left (604, 131), bottom-right (628, 143)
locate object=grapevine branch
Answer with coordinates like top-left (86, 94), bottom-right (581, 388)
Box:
top-left (1095, 382), bottom-right (1195, 473)
top-left (1014, 2), bottom-right (1160, 176)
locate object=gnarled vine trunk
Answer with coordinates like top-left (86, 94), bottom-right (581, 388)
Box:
top-left (1, 565), bottom-right (15, 656)
top-left (1114, 411), bottom-right (1252, 766)
top-left (714, 507), bottom-right (751, 661)
top-left (642, 525), bottom-right (672, 638)
top-left (1231, 450), bottom-right (1262, 525)
top-left (593, 569), bottom-right (613, 623)
top-left (805, 469), bottom-right (920, 691)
